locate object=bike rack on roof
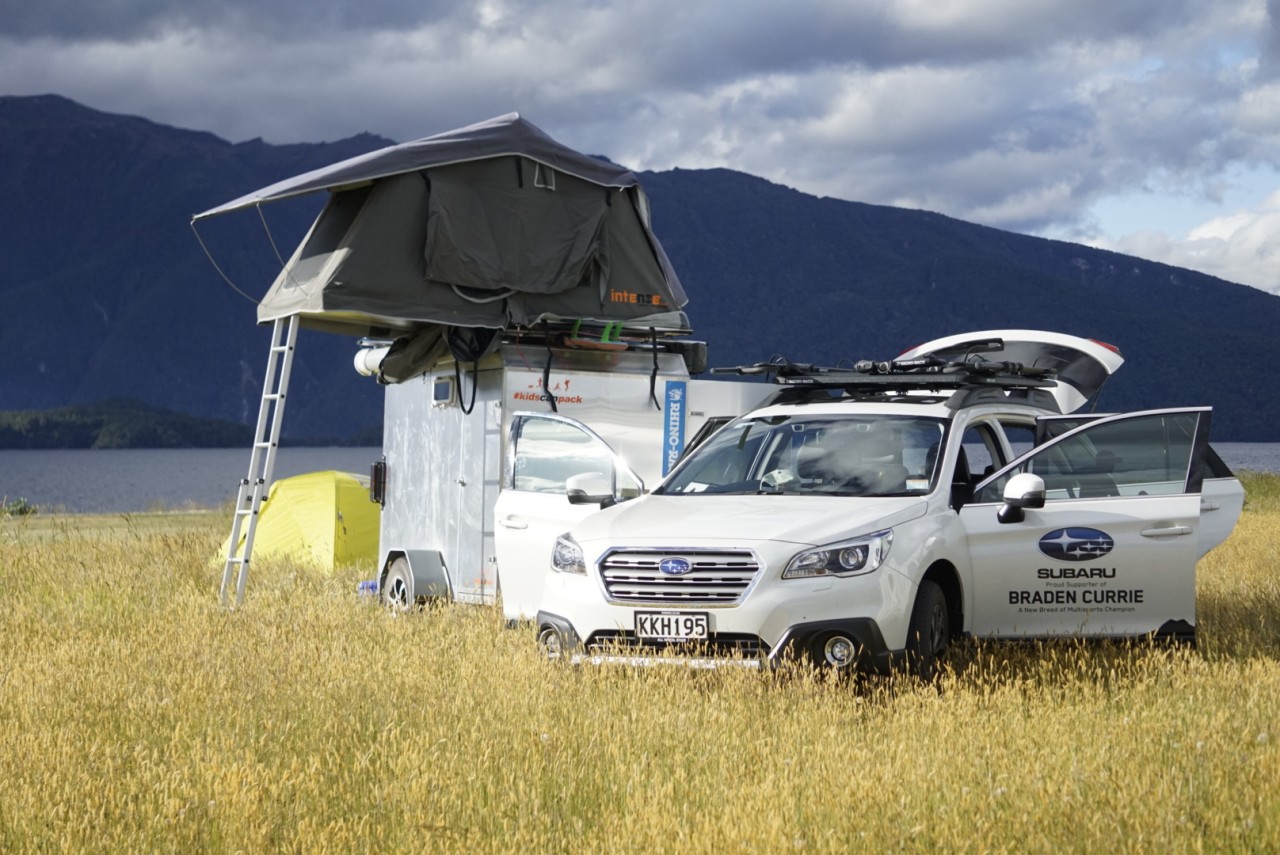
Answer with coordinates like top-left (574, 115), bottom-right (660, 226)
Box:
top-left (710, 351), bottom-right (1063, 412)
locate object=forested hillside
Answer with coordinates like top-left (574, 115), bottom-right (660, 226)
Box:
top-left (3, 95), bottom-right (1279, 440)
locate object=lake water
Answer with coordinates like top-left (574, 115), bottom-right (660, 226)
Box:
top-left (0, 447), bottom-right (383, 513)
top-left (2, 443), bottom-right (1279, 514)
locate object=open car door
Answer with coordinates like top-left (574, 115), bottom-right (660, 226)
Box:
top-left (958, 408), bottom-right (1237, 641)
top-left (1037, 414), bottom-right (1246, 558)
top-left (493, 413), bottom-right (644, 622)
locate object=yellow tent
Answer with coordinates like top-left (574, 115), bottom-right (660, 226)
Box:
top-left (221, 470), bottom-right (381, 569)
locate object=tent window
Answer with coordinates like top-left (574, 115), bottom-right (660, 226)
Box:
top-left (534, 163), bottom-right (556, 191)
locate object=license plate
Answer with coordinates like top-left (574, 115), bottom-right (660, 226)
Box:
top-left (635, 611), bottom-right (709, 641)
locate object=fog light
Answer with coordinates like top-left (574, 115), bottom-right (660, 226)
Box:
top-left (823, 635), bottom-right (857, 668)
top-left (538, 626), bottom-right (564, 660)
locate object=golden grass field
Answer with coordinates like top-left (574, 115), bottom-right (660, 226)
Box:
top-left (2, 476), bottom-right (1278, 853)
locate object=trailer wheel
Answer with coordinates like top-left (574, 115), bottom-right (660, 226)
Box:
top-left (381, 557), bottom-right (418, 610)
top-left (905, 580), bottom-right (949, 680)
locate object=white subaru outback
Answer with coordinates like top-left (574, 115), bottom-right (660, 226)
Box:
top-left (535, 330), bottom-right (1244, 675)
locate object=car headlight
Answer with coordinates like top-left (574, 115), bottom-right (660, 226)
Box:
top-left (782, 530), bottom-right (893, 579)
top-left (551, 534), bottom-right (587, 575)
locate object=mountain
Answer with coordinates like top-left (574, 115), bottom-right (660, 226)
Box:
top-left (2, 94), bottom-right (1279, 441)
top-left (0, 399), bottom-right (252, 448)
top-left (0, 398), bottom-right (381, 449)
top-left (644, 168), bottom-right (1280, 439)
top-left (0, 94), bottom-right (387, 440)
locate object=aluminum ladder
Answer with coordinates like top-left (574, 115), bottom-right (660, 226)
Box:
top-left (220, 315), bottom-right (299, 608)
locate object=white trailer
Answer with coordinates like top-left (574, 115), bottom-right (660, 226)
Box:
top-left (367, 342), bottom-right (766, 621)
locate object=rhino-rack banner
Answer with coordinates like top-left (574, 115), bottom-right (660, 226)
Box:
top-left (662, 380), bottom-right (687, 476)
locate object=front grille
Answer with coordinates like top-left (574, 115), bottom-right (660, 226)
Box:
top-left (598, 548), bottom-right (759, 605)
top-left (585, 630), bottom-right (770, 659)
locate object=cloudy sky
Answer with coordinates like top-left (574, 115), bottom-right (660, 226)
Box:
top-left (5, 0), bottom-right (1280, 292)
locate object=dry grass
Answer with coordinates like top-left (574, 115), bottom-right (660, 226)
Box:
top-left (0, 509), bottom-right (224, 542)
top-left (2, 478), bottom-right (1279, 853)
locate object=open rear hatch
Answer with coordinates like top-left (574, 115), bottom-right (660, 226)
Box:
top-left (896, 329), bottom-right (1124, 414)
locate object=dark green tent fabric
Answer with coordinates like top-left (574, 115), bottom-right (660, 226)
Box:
top-left (194, 113), bottom-right (688, 338)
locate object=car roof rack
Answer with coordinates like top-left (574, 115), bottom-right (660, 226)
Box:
top-left (711, 353), bottom-right (1062, 411)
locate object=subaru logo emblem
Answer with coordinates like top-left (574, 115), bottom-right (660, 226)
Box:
top-left (659, 557), bottom-right (693, 576)
top-left (1038, 528), bottom-right (1114, 562)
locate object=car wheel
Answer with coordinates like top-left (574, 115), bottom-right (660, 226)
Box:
top-left (905, 580), bottom-right (949, 680)
top-left (381, 557), bottom-right (417, 611)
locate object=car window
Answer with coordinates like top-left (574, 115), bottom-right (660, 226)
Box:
top-left (976, 411), bottom-right (1202, 503)
top-left (1199, 445), bottom-right (1235, 479)
top-left (999, 421), bottom-right (1036, 458)
top-left (670, 421), bottom-right (770, 488)
top-left (1037, 416), bottom-right (1092, 444)
top-left (661, 414), bottom-right (947, 497)
top-left (960, 424), bottom-right (1001, 483)
top-left (681, 416), bottom-right (736, 461)
top-left (509, 416), bottom-right (640, 497)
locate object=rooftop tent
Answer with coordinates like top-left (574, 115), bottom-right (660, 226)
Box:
top-left (193, 113), bottom-right (690, 338)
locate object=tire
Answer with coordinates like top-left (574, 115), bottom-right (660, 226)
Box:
top-left (905, 579), bottom-right (949, 680)
top-left (381, 557), bottom-right (418, 611)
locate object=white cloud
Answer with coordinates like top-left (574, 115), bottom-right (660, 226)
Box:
top-left (3, 0), bottom-right (1280, 291)
top-left (1098, 189), bottom-right (1280, 293)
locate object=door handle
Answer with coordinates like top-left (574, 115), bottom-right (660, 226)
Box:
top-left (1200, 500), bottom-right (1220, 511)
top-left (1140, 525), bottom-right (1192, 538)
top-left (498, 517), bottom-right (528, 530)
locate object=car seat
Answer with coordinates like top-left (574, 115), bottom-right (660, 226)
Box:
top-left (860, 436), bottom-right (909, 494)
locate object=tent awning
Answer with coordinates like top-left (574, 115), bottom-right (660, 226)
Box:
top-left (192, 113), bottom-right (645, 221)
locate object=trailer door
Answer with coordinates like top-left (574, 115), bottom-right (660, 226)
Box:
top-left (959, 408), bottom-right (1215, 640)
top-left (494, 413), bottom-right (644, 622)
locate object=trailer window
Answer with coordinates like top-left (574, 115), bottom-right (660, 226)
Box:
top-left (509, 416), bottom-right (640, 497)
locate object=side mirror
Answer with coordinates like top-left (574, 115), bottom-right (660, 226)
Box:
top-left (997, 472), bottom-right (1046, 524)
top-left (566, 472), bottom-right (613, 506)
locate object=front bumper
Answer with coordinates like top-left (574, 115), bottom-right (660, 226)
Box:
top-left (537, 547), bottom-right (913, 675)
top-left (537, 609), bottom-right (899, 673)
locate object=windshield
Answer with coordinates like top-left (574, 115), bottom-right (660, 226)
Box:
top-left (659, 414), bottom-right (947, 497)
